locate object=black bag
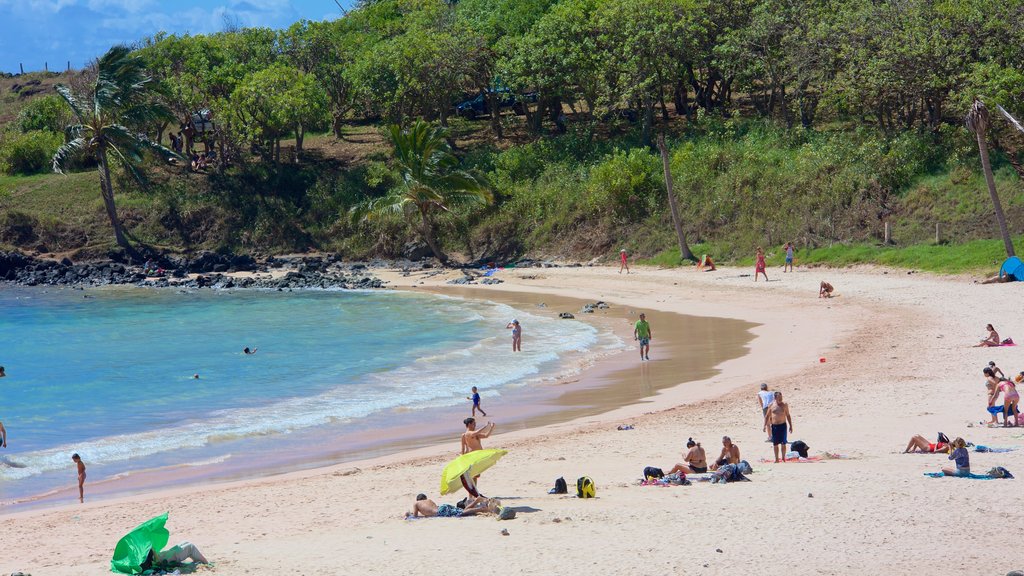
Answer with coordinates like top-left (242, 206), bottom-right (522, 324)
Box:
top-left (643, 466), bottom-right (665, 479)
top-left (549, 476), bottom-right (568, 494)
top-left (790, 441), bottom-right (809, 458)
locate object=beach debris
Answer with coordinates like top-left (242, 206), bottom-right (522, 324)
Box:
top-left (716, 548), bottom-right (723, 553)
top-left (537, 302), bottom-right (546, 307)
top-left (819, 357), bottom-right (826, 363)
top-left (500, 529), bottom-right (510, 536)
top-left (498, 507), bottom-right (517, 520)
top-left (596, 301), bottom-right (609, 309)
top-left (559, 312), bottom-right (575, 319)
top-left (617, 425), bottom-right (634, 431)
top-left (808, 493), bottom-right (814, 498)
top-left (552, 517), bottom-right (561, 523)
top-left (580, 304), bottom-right (595, 313)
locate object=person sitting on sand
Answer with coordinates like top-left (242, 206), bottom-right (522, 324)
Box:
top-left (668, 438), bottom-right (707, 475)
top-left (710, 436), bottom-right (740, 470)
top-left (819, 281), bottom-right (834, 298)
top-left (904, 434), bottom-right (949, 454)
top-left (697, 254), bottom-right (716, 272)
top-left (941, 438), bottom-right (971, 477)
top-left (406, 494), bottom-right (499, 518)
top-left (976, 324), bottom-right (1000, 347)
top-left (990, 376), bottom-right (1020, 427)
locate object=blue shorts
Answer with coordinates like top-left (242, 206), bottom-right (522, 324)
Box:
top-left (436, 504), bottom-right (463, 517)
top-left (785, 257), bottom-right (793, 264)
top-left (638, 338), bottom-right (650, 347)
top-left (771, 423), bottom-right (788, 446)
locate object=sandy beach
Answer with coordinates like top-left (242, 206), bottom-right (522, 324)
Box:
top-left (4, 263), bottom-right (1024, 575)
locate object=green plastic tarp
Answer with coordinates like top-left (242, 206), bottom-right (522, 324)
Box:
top-left (110, 513), bottom-right (170, 574)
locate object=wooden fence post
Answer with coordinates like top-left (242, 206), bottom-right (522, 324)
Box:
top-left (935, 223), bottom-right (940, 244)
top-left (884, 222), bottom-right (891, 245)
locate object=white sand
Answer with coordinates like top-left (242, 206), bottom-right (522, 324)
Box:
top-left (4, 264), bottom-right (1023, 575)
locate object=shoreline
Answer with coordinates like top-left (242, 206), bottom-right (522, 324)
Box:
top-left (1, 285), bottom-right (754, 513)
top-left (6, 264), bottom-right (1023, 575)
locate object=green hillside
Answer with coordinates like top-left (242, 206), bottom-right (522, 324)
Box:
top-left (1, 0), bottom-right (1023, 273)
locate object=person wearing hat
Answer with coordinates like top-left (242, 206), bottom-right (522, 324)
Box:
top-left (506, 319), bottom-right (522, 352)
top-left (619, 249), bottom-right (630, 274)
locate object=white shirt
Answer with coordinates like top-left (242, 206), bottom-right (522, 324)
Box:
top-left (758, 390), bottom-right (775, 409)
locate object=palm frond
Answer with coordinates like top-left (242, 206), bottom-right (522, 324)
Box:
top-left (106, 123), bottom-right (179, 162)
top-left (998, 105), bottom-right (1024, 135)
top-left (52, 138), bottom-right (88, 174)
top-left (55, 84), bottom-right (90, 124)
top-left (106, 143), bottom-right (147, 188)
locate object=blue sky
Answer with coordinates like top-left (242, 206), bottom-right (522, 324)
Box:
top-left (0, 0), bottom-right (356, 74)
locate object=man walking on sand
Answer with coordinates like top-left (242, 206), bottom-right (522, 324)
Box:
top-left (756, 383), bottom-right (774, 440)
top-left (634, 313), bottom-right (652, 361)
top-left (461, 417), bottom-right (495, 454)
top-left (763, 391), bottom-right (793, 462)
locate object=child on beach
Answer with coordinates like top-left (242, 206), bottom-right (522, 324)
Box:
top-left (619, 249), bottom-right (630, 274)
top-left (783, 242), bottom-right (794, 272)
top-left (941, 438), bottom-right (970, 477)
top-left (467, 386), bottom-right (487, 417)
top-left (819, 281), bottom-right (834, 298)
top-left (754, 247), bottom-right (767, 282)
top-left (506, 319), bottom-right (522, 352)
top-left (72, 453), bottom-right (86, 503)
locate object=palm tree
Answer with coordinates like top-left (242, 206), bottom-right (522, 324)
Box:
top-left (52, 45), bottom-right (175, 259)
top-left (657, 133), bottom-right (696, 262)
top-left (353, 120), bottom-right (492, 264)
top-left (966, 98), bottom-right (1015, 258)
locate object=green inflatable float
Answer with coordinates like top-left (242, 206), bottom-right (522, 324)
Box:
top-left (110, 513), bottom-right (170, 574)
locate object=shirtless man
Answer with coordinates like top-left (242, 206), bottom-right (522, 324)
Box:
top-left (710, 436), bottom-right (740, 471)
top-left (461, 418), bottom-right (495, 454)
top-left (406, 493), bottom-right (499, 518)
top-left (72, 453), bottom-right (86, 503)
top-left (763, 391), bottom-right (793, 462)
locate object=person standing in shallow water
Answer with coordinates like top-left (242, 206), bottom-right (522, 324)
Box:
top-left (634, 313), bottom-right (651, 361)
top-left (506, 319), bottom-right (522, 352)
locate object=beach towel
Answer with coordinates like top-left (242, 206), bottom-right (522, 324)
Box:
top-left (974, 445), bottom-right (1017, 453)
top-left (923, 472), bottom-right (997, 479)
top-left (759, 457), bottom-right (824, 463)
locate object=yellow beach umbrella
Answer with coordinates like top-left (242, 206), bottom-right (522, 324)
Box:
top-left (440, 449), bottom-right (507, 496)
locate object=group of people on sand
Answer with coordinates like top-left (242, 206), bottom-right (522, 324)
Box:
top-left (983, 360), bottom-right (1021, 427)
top-left (667, 436), bottom-right (741, 475)
top-left (903, 433), bottom-right (973, 477)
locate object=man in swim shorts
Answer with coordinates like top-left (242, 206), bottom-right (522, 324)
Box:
top-left (406, 494), bottom-right (499, 518)
top-left (763, 391), bottom-right (793, 462)
top-left (634, 313), bottom-right (652, 361)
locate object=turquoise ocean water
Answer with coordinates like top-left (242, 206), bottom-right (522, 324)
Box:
top-left (0, 287), bottom-right (603, 505)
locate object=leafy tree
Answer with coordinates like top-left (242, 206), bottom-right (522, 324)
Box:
top-left (0, 130), bottom-right (63, 175)
top-left (51, 45), bottom-right (175, 257)
top-left (352, 120), bottom-right (491, 263)
top-left (16, 94), bottom-right (72, 134)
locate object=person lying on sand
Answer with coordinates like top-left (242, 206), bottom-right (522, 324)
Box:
top-left (940, 438), bottom-right (971, 477)
top-left (668, 438), bottom-right (707, 475)
top-left (406, 494), bottom-right (499, 518)
top-left (819, 281), bottom-right (834, 298)
top-left (144, 542), bottom-right (209, 567)
top-left (710, 436), bottom-right (740, 471)
top-left (904, 434), bottom-right (949, 454)
top-left (976, 324), bottom-right (1000, 347)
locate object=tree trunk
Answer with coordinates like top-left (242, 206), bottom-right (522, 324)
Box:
top-left (419, 211), bottom-right (448, 265)
top-left (641, 93), bottom-right (654, 148)
top-left (976, 129), bottom-right (1016, 257)
top-left (488, 91), bottom-right (503, 140)
top-left (656, 134), bottom-right (696, 262)
top-left (96, 147), bottom-right (138, 259)
top-left (295, 122), bottom-right (304, 160)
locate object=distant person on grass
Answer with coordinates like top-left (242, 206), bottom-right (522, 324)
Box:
top-left (619, 249), bottom-right (630, 274)
top-left (72, 453), bottom-right (86, 503)
top-left (710, 436), bottom-right (740, 470)
top-left (783, 242), bottom-right (795, 272)
top-left (634, 313), bottom-right (652, 361)
top-left (764, 391), bottom-right (793, 462)
top-left (506, 319), bottom-right (522, 352)
top-left (467, 386), bottom-right (487, 417)
top-left (754, 247), bottom-right (768, 282)
top-left (461, 418), bottom-right (495, 454)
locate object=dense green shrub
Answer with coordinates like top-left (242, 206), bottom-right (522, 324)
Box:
top-left (0, 130), bottom-right (63, 175)
top-left (16, 95), bottom-right (69, 134)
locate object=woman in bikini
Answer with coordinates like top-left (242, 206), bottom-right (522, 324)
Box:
top-left (976, 324), bottom-right (1000, 347)
top-left (668, 438), bottom-right (707, 475)
top-left (990, 376), bottom-right (1020, 427)
top-left (903, 434), bottom-right (948, 453)
top-left (984, 367), bottom-right (1005, 425)
top-left (754, 247), bottom-right (768, 282)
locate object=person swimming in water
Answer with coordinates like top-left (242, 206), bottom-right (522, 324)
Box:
top-left (243, 347), bottom-right (257, 355)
